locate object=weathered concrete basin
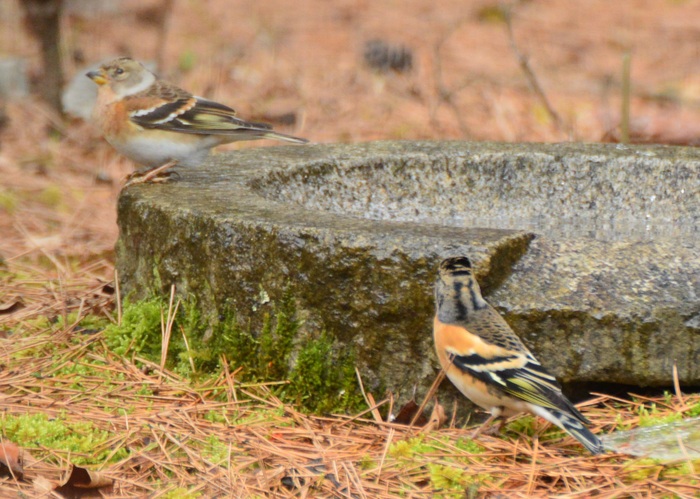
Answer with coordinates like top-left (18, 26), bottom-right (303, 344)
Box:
top-left (116, 141), bottom-right (700, 396)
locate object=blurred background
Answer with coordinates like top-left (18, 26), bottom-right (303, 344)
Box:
top-left (1, 0), bottom-right (700, 291)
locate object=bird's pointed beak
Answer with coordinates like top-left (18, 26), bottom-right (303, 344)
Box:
top-left (86, 69), bottom-right (107, 85)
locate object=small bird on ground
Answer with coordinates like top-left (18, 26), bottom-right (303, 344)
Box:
top-left (433, 256), bottom-right (604, 454)
top-left (87, 57), bottom-right (308, 185)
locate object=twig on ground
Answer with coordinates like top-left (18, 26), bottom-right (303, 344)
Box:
top-left (503, 2), bottom-right (565, 134)
top-left (430, 19), bottom-right (472, 137)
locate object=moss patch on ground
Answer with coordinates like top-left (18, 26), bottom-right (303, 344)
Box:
top-left (102, 289), bottom-right (366, 415)
top-left (2, 270), bottom-right (700, 497)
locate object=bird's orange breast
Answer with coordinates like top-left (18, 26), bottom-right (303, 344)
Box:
top-left (433, 316), bottom-right (523, 413)
top-left (433, 318), bottom-right (480, 360)
top-left (93, 88), bottom-right (140, 141)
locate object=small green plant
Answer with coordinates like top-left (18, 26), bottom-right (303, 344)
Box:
top-left (429, 464), bottom-right (486, 497)
top-left (389, 434), bottom-right (464, 461)
top-left (204, 410), bottom-right (228, 425)
top-left (388, 435), bottom-right (490, 495)
top-left (452, 437), bottom-right (486, 454)
top-left (622, 455), bottom-right (700, 483)
top-left (0, 189), bottom-right (18, 214)
top-left (0, 413), bottom-right (129, 465)
top-left (160, 487), bottom-right (202, 499)
top-left (178, 50), bottom-right (197, 72)
top-left (102, 289), bottom-right (366, 414)
top-left (287, 331), bottom-right (364, 414)
top-left (623, 458), bottom-right (663, 481)
top-left (429, 463), bottom-right (469, 494)
top-left (202, 435), bottom-right (230, 465)
top-left (358, 454), bottom-right (375, 470)
top-left (687, 401), bottom-right (700, 417)
top-left (37, 185), bottom-right (63, 209)
top-left (637, 403), bottom-right (684, 427)
top-left (257, 290), bottom-right (299, 380)
top-left (103, 296), bottom-right (165, 358)
top-left (505, 414), bottom-right (537, 436)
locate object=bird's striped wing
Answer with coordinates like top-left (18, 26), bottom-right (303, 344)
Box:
top-left (447, 347), bottom-right (589, 424)
top-left (123, 78), bottom-right (271, 134)
top-left (448, 348), bottom-right (602, 453)
top-left (129, 95), bottom-right (273, 135)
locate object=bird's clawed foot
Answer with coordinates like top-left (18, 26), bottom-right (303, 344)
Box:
top-left (480, 419), bottom-right (506, 437)
top-left (470, 413), bottom-right (505, 439)
top-left (124, 160), bottom-right (179, 186)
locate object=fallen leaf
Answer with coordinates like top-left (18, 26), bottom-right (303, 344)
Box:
top-left (0, 441), bottom-right (23, 479)
top-left (422, 399), bottom-right (447, 432)
top-left (55, 464), bottom-right (113, 496)
top-left (392, 399), bottom-right (428, 426)
top-left (33, 476), bottom-right (56, 494)
top-left (0, 299), bottom-right (24, 315)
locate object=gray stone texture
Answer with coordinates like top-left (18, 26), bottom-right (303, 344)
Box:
top-left (116, 141), bottom-right (700, 396)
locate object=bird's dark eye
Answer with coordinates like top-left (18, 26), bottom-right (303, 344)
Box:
top-left (114, 67), bottom-right (124, 75)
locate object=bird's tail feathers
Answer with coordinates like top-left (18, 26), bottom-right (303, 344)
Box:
top-left (261, 130), bottom-right (309, 144)
top-left (531, 406), bottom-right (604, 455)
top-left (557, 412), bottom-right (604, 455)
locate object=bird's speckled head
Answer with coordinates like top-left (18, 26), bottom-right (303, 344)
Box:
top-left (435, 256), bottom-right (487, 321)
top-left (438, 256), bottom-right (473, 279)
top-left (86, 57), bottom-right (156, 97)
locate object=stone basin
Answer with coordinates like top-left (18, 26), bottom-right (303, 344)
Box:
top-left (116, 141), bottom-right (700, 397)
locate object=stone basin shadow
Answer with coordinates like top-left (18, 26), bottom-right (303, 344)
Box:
top-left (116, 141), bottom-right (700, 399)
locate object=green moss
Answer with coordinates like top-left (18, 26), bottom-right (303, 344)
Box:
top-left (662, 460), bottom-right (700, 478)
top-left (37, 185), bottom-right (63, 209)
top-left (611, 440), bottom-right (698, 483)
top-left (0, 413), bottom-right (128, 465)
top-left (505, 415), bottom-right (537, 436)
top-left (476, 5), bottom-right (507, 23)
top-left (204, 411), bottom-right (228, 424)
top-left (178, 50), bottom-right (197, 72)
top-left (52, 359), bottom-right (110, 379)
top-left (135, 384), bottom-right (153, 396)
top-left (10, 316), bottom-right (105, 361)
top-left (160, 487), bottom-right (201, 499)
top-left (358, 454), bottom-right (376, 470)
top-left (388, 435), bottom-right (490, 496)
top-left (623, 458), bottom-right (663, 481)
top-left (429, 464), bottom-right (468, 496)
top-left (202, 435), bottom-right (230, 465)
top-left (389, 437), bottom-right (432, 461)
top-left (75, 314), bottom-right (110, 332)
top-left (452, 437), bottom-right (486, 454)
top-left (429, 464), bottom-right (486, 497)
top-left (232, 407), bottom-right (287, 426)
top-left (287, 331), bottom-right (364, 414)
top-left (49, 312), bottom-right (109, 335)
top-left (103, 296), bottom-right (165, 358)
top-left (0, 189), bottom-right (18, 214)
top-left (101, 289), bottom-right (365, 415)
top-left (10, 332), bottom-right (57, 359)
top-left (265, 290), bottom-right (299, 378)
top-left (687, 401), bottom-right (700, 417)
top-left (637, 403), bottom-right (684, 427)
top-left (389, 434), bottom-right (483, 461)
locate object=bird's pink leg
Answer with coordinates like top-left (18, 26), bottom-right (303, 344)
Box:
top-left (125, 160), bottom-right (179, 186)
top-left (471, 407), bottom-right (505, 439)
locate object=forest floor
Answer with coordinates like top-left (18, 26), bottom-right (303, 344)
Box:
top-left (1, 0), bottom-right (699, 496)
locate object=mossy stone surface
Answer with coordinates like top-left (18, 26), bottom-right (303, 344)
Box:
top-left (116, 141), bottom-right (700, 398)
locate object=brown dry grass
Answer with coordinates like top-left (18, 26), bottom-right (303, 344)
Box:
top-left (0, 287), bottom-right (699, 497)
top-left (2, 0), bottom-right (700, 496)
